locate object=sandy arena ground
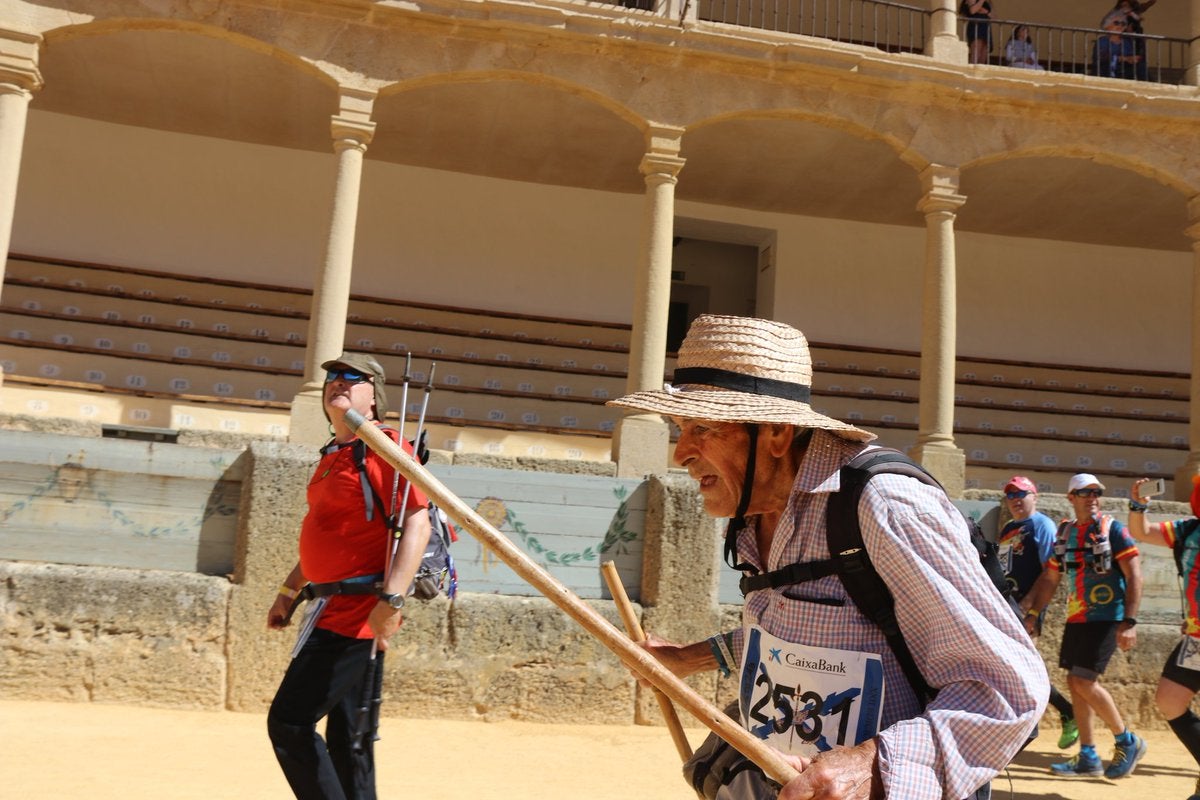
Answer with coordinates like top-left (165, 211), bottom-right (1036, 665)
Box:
top-left (2, 700), bottom-right (1196, 799)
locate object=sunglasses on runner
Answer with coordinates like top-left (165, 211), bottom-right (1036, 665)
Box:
top-left (1005, 490), bottom-right (1031, 499)
top-left (1071, 488), bottom-right (1104, 498)
top-left (324, 369), bottom-right (372, 384)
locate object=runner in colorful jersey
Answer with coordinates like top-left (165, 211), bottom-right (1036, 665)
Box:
top-left (1128, 475), bottom-right (1200, 800)
top-left (1023, 473), bottom-right (1146, 780)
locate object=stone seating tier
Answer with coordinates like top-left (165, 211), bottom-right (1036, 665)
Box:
top-left (1, 255), bottom-right (1190, 490)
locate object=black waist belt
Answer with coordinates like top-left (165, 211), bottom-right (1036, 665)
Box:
top-left (301, 573), bottom-right (385, 601)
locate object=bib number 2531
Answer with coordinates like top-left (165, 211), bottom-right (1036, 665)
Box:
top-left (739, 626), bottom-right (885, 757)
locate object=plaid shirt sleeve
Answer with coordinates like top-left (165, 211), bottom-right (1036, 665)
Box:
top-left (861, 474), bottom-right (1049, 799)
top-left (723, 434), bottom-right (1047, 798)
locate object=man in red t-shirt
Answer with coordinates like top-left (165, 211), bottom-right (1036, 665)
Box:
top-left (266, 352), bottom-right (431, 800)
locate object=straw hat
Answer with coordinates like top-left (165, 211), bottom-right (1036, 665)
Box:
top-left (608, 314), bottom-right (875, 442)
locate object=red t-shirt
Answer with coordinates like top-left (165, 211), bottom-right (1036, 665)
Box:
top-left (299, 427), bottom-right (429, 638)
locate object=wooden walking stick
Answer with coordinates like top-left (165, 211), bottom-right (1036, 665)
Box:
top-left (343, 409), bottom-right (799, 787)
top-left (600, 560), bottom-right (694, 763)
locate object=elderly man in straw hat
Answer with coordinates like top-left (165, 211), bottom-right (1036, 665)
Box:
top-left (610, 315), bottom-right (1047, 800)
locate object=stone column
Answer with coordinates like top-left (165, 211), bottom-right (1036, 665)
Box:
top-left (909, 165), bottom-right (967, 497)
top-left (0, 29), bottom-right (42, 386)
top-left (1187, 0), bottom-right (1200, 86)
top-left (289, 89), bottom-right (377, 445)
top-left (613, 125), bottom-right (685, 478)
top-left (1174, 194), bottom-right (1200, 499)
top-left (925, 0), bottom-right (968, 65)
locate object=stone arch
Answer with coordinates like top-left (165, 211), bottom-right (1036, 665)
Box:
top-left (376, 69), bottom-right (648, 136)
top-left (39, 17), bottom-right (339, 89)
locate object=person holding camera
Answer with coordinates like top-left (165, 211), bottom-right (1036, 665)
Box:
top-left (1022, 473), bottom-right (1146, 779)
top-left (1127, 475), bottom-right (1200, 800)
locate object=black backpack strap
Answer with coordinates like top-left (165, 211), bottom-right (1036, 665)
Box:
top-left (723, 424), bottom-right (760, 573)
top-left (349, 427), bottom-right (403, 529)
top-left (827, 448), bottom-right (940, 706)
top-left (738, 559), bottom-right (839, 595)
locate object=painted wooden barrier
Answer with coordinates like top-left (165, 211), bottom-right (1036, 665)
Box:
top-left (0, 430), bottom-right (648, 599)
top-left (0, 430), bottom-right (243, 574)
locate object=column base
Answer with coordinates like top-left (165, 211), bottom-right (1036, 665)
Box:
top-left (906, 443), bottom-right (966, 498)
top-left (1173, 458), bottom-right (1200, 502)
top-left (611, 414), bottom-right (670, 478)
top-left (926, 33), bottom-right (969, 65)
top-left (288, 386), bottom-right (329, 447)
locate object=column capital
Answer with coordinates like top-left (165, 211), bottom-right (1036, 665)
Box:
top-left (917, 165), bottom-right (966, 215)
top-left (640, 152), bottom-right (686, 182)
top-left (330, 86), bottom-right (377, 150)
top-left (0, 28), bottom-right (43, 92)
top-left (1186, 193), bottom-right (1200, 240)
top-left (330, 116), bottom-right (375, 151)
top-left (641, 124), bottom-right (686, 181)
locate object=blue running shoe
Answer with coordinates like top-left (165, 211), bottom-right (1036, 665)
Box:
top-left (1050, 751), bottom-right (1103, 777)
top-left (1103, 733), bottom-right (1147, 779)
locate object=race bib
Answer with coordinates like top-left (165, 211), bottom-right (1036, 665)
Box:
top-left (739, 625), bottom-right (885, 757)
top-left (1177, 635), bottom-right (1200, 672)
top-left (996, 538), bottom-right (1015, 576)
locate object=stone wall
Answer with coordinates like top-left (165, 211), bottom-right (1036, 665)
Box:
top-left (0, 423), bottom-right (1191, 729)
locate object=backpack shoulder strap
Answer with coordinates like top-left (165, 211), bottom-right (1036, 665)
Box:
top-left (351, 426), bottom-right (402, 525)
top-left (827, 447), bottom-right (940, 706)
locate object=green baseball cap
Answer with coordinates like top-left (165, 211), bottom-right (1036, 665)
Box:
top-left (321, 352), bottom-right (388, 421)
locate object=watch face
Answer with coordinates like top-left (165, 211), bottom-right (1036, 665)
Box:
top-left (387, 594), bottom-right (405, 609)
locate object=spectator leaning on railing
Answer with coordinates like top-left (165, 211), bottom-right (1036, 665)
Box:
top-left (960, 0), bottom-right (993, 64)
top-left (1005, 25), bottom-right (1044, 71)
top-left (1094, 14), bottom-right (1139, 79)
top-left (1111, 0), bottom-right (1155, 79)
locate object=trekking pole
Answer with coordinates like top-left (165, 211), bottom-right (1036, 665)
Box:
top-left (351, 354), bottom-right (414, 754)
top-left (342, 409), bottom-right (800, 787)
top-left (600, 561), bottom-right (693, 764)
top-left (413, 362), bottom-right (435, 462)
top-left (361, 361), bottom-right (438, 745)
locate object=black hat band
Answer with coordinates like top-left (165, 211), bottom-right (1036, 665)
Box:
top-left (671, 367), bottom-right (811, 404)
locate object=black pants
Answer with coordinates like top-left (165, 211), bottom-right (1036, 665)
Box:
top-left (268, 628), bottom-right (382, 800)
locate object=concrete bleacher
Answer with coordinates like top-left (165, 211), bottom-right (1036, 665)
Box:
top-left (810, 341), bottom-right (1190, 494)
top-left (2, 256), bottom-right (1190, 484)
top-left (0, 256), bottom-right (634, 458)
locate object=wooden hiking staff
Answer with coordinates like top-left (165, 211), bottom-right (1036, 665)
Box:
top-left (343, 410), bottom-right (798, 786)
top-left (600, 560), bottom-right (694, 764)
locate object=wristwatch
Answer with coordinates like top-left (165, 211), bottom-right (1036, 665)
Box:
top-left (1122, 617), bottom-right (1137, 627)
top-left (379, 592), bottom-right (405, 610)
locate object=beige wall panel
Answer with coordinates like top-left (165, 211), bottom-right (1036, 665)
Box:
top-left (351, 160), bottom-right (643, 325)
top-left (12, 112), bottom-right (330, 284)
top-left (12, 115), bottom-right (1192, 379)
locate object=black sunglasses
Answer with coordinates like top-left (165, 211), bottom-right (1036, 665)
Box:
top-left (1005, 490), bottom-right (1031, 500)
top-left (1072, 488), bottom-right (1104, 498)
top-left (324, 368), bottom-right (372, 384)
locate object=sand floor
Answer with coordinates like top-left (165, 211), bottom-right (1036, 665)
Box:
top-left (2, 700), bottom-right (1196, 799)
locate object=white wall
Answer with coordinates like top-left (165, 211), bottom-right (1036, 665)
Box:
top-left (351, 161), bottom-right (642, 323)
top-left (676, 199), bottom-right (1191, 374)
top-left (12, 111), bottom-right (1192, 375)
top-left (13, 111), bottom-right (332, 285)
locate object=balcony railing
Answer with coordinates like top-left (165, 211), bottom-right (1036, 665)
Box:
top-left (965, 17), bottom-right (1192, 85)
top-left (592, 0), bottom-right (1195, 86)
top-left (696, 0), bottom-right (927, 54)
